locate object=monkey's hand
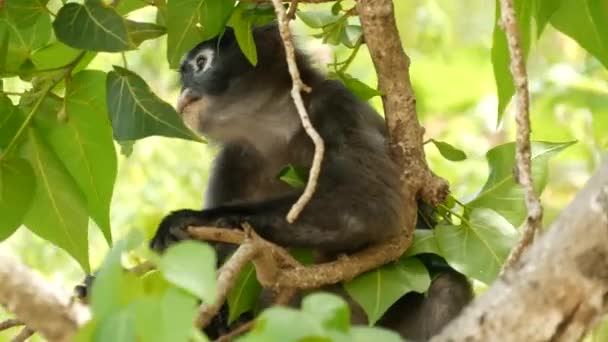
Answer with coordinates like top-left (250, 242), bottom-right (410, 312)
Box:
top-left (150, 209), bottom-right (242, 253)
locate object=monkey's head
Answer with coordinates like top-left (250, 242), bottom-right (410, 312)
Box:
top-left (176, 24), bottom-right (320, 149)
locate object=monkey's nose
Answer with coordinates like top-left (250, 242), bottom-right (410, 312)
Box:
top-left (176, 88), bottom-right (202, 113)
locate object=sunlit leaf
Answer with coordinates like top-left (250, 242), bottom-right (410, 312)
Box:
top-left (106, 66), bottom-right (200, 141)
top-left (31, 42), bottom-right (96, 72)
top-left (534, 0), bottom-right (563, 36)
top-left (468, 140), bottom-right (575, 226)
top-left (200, 0), bottom-right (235, 41)
top-left (227, 262), bottom-right (261, 324)
top-left (350, 327), bottom-right (403, 342)
top-left (228, 2), bottom-right (257, 66)
top-left (0, 158), bottom-right (35, 240)
top-left (21, 129), bottom-right (90, 272)
top-left (302, 293), bottom-right (350, 332)
top-left (549, 0), bottom-right (608, 69)
top-left (277, 164), bottom-right (308, 189)
top-left (491, 0), bottom-right (534, 124)
top-left (344, 257), bottom-right (430, 324)
top-left (91, 230), bottom-right (144, 319)
top-left (3, 0), bottom-right (49, 28)
top-left (96, 309), bottom-right (136, 342)
top-left (126, 20), bottom-right (167, 47)
top-left (431, 139), bottom-right (467, 161)
top-left (0, 9), bottom-right (51, 75)
top-left (159, 241), bottom-right (217, 303)
top-left (297, 10), bottom-right (340, 28)
top-left (53, 2), bottom-right (132, 52)
top-left (435, 208), bottom-right (518, 284)
top-left (341, 25), bottom-right (362, 48)
top-left (404, 230), bottom-right (441, 257)
top-left (166, 0), bottom-right (204, 69)
top-left (244, 306), bottom-right (326, 341)
top-left (116, 0), bottom-right (149, 15)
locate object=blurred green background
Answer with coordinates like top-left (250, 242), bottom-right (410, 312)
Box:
top-left (1, 0), bottom-right (606, 340)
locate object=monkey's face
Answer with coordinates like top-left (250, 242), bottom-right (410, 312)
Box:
top-left (176, 26), bottom-right (297, 148)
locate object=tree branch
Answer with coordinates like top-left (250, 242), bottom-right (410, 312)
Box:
top-left (0, 254), bottom-right (90, 342)
top-left (499, 0), bottom-right (542, 270)
top-left (431, 159), bottom-right (608, 341)
top-left (270, 0), bottom-right (326, 224)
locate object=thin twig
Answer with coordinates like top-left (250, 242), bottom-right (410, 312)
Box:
top-left (195, 238), bottom-right (262, 328)
top-left (0, 319), bottom-right (24, 331)
top-left (215, 320), bottom-right (256, 342)
top-left (270, 0), bottom-right (325, 223)
top-left (12, 327), bottom-right (35, 342)
top-left (286, 0), bottom-right (298, 20)
top-left (499, 0), bottom-right (542, 271)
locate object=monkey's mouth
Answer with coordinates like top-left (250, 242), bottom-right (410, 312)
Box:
top-left (176, 88), bottom-right (203, 113)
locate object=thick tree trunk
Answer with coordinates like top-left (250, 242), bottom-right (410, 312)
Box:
top-left (432, 159), bottom-right (608, 342)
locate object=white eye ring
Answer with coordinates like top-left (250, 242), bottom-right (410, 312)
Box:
top-left (191, 49), bottom-right (214, 73)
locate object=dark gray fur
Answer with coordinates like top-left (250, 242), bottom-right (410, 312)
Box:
top-left (150, 24), bottom-right (471, 341)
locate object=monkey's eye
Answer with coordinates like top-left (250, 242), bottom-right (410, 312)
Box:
top-left (195, 55), bottom-right (207, 71)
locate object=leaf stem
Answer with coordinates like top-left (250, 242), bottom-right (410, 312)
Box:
top-left (337, 36), bottom-right (363, 73)
top-left (121, 52), bottom-right (128, 68)
top-left (0, 52), bottom-right (86, 161)
top-left (439, 203), bottom-right (472, 227)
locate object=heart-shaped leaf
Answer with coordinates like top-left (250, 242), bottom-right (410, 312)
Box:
top-left (301, 292), bottom-right (350, 332)
top-left (344, 257), bottom-right (430, 324)
top-left (0, 158), bottom-right (35, 240)
top-left (159, 241), bottom-right (217, 303)
top-left (549, 0), bottom-right (608, 69)
top-left (468, 140), bottom-right (575, 227)
top-left (0, 9), bottom-right (51, 75)
top-left (53, 2), bottom-right (132, 52)
top-left (106, 66), bottom-right (200, 141)
top-left (166, 0), bottom-right (204, 69)
top-left (435, 208), bottom-right (519, 284)
top-left (126, 20), bottom-right (167, 47)
top-left (404, 230), bottom-right (441, 257)
top-left (21, 129), bottom-right (90, 272)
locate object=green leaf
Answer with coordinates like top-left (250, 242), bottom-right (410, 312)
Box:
top-left (435, 208), bottom-right (518, 284)
top-left (335, 73), bottom-right (381, 101)
top-left (96, 309), bottom-right (136, 342)
top-left (159, 241), bottom-right (217, 303)
top-left (549, 0), bottom-right (608, 69)
top-left (245, 306), bottom-right (326, 341)
top-left (277, 164), bottom-right (308, 189)
top-left (534, 0), bottom-right (563, 36)
top-left (142, 270), bottom-right (170, 296)
top-left (21, 129), bottom-right (90, 272)
top-left (91, 230), bottom-right (144, 319)
top-left (106, 66), bottom-right (200, 141)
top-left (0, 95), bottom-right (24, 148)
top-left (404, 230), bottom-right (441, 257)
top-left (116, 0), bottom-right (149, 15)
top-left (166, 0), bottom-right (204, 69)
top-left (53, 2), bottom-right (132, 52)
top-left (297, 10), bottom-right (340, 28)
top-left (0, 158), bottom-right (35, 240)
top-left (31, 42), bottom-right (88, 71)
top-left (228, 2), bottom-right (257, 66)
top-left (302, 293), bottom-right (350, 332)
top-left (468, 140), bottom-right (575, 226)
top-left (0, 9), bottom-right (51, 75)
top-left (227, 262), bottom-right (262, 324)
top-left (129, 287), bottom-right (199, 342)
top-left (200, 0), bottom-right (235, 41)
top-left (3, 0), bottom-right (49, 28)
top-left (491, 0), bottom-right (534, 124)
top-left (344, 257), bottom-right (430, 324)
top-left (341, 25), bottom-right (362, 48)
top-left (431, 139), bottom-right (467, 161)
top-left (350, 327), bottom-right (402, 342)
top-left (126, 20), bottom-right (167, 47)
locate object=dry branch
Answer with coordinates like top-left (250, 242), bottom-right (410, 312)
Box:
top-left (432, 159), bottom-right (608, 341)
top-left (499, 0), bottom-right (543, 270)
top-left (0, 254), bottom-right (90, 342)
top-left (270, 0), bottom-right (326, 224)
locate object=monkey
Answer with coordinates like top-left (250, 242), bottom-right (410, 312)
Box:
top-left (76, 23), bottom-right (471, 341)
